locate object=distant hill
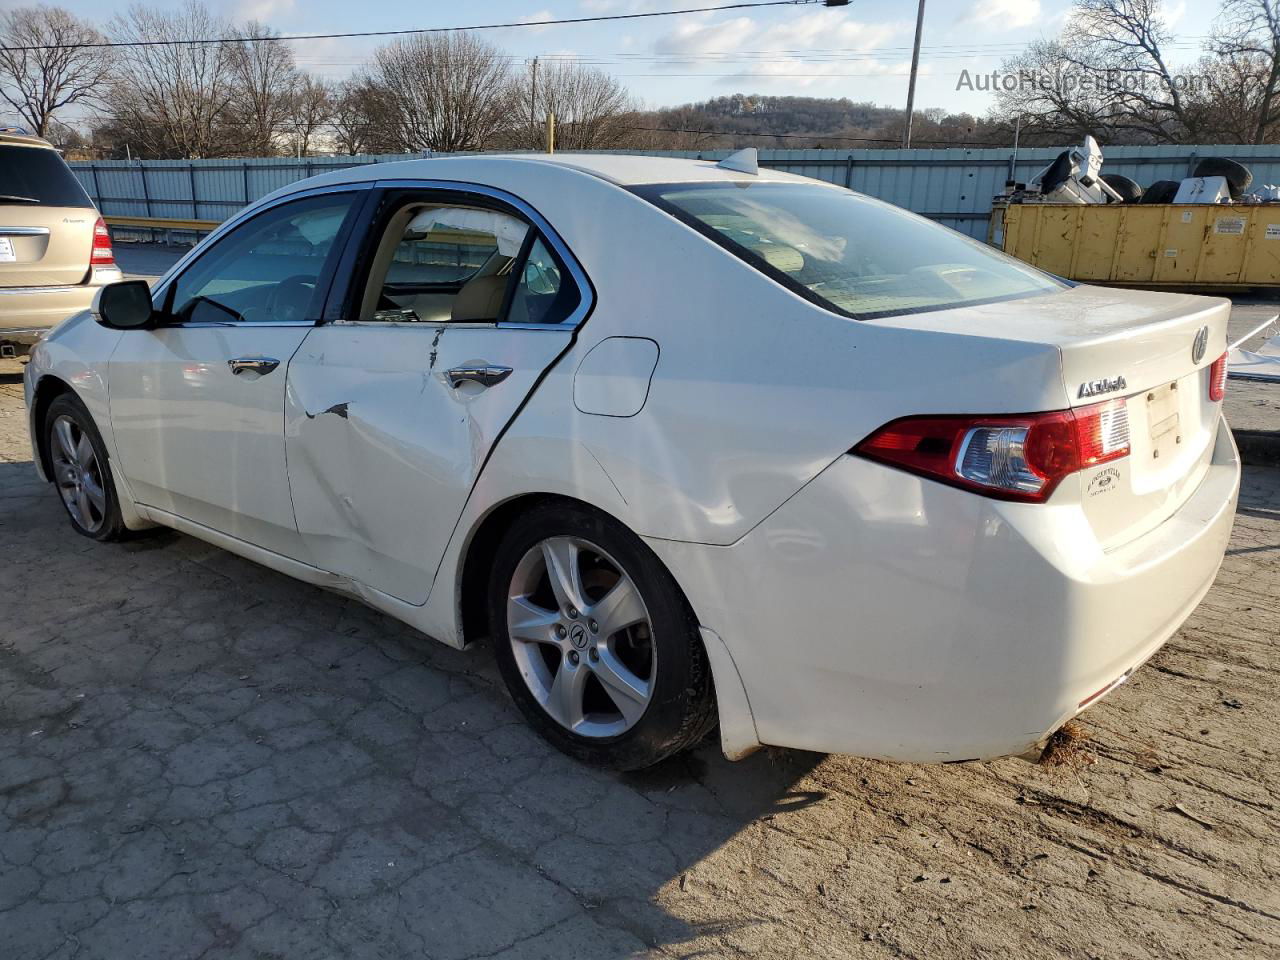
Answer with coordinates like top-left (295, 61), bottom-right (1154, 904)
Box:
top-left (632, 94), bottom-right (1009, 150)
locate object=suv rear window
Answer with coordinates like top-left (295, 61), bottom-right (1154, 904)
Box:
top-left (0, 145), bottom-right (93, 208)
top-left (632, 181), bottom-right (1063, 319)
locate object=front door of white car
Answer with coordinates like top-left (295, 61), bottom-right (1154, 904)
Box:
top-left (283, 186), bottom-right (586, 604)
top-left (107, 190), bottom-right (365, 560)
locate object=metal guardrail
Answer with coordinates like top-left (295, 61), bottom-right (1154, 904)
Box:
top-left (103, 214), bottom-right (221, 232)
top-left (102, 214), bottom-right (220, 246)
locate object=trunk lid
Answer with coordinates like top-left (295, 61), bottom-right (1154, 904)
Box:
top-left (0, 206), bottom-right (95, 287)
top-left (879, 285), bottom-right (1230, 549)
top-left (0, 141), bottom-right (97, 288)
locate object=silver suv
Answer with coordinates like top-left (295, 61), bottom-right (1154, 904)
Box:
top-left (0, 128), bottom-right (123, 357)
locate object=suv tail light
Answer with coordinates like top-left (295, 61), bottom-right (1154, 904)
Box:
top-left (853, 399), bottom-right (1131, 503)
top-left (1208, 352), bottom-right (1228, 402)
top-left (91, 216), bottom-right (114, 266)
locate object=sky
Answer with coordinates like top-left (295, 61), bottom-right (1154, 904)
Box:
top-left (3, 0), bottom-right (1224, 116)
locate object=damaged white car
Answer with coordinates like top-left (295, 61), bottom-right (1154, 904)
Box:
top-left (24, 152), bottom-right (1240, 769)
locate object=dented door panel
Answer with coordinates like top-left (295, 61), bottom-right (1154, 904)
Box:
top-left (284, 323), bottom-right (572, 604)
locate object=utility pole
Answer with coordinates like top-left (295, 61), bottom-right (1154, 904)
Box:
top-left (530, 57), bottom-right (539, 151)
top-left (902, 0), bottom-right (926, 149)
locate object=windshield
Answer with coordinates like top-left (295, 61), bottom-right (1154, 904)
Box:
top-left (633, 181), bottom-right (1063, 319)
top-left (0, 145), bottom-right (93, 208)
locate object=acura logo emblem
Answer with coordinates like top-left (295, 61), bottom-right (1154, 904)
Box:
top-left (1192, 325), bottom-right (1209, 364)
top-left (568, 624), bottom-right (588, 649)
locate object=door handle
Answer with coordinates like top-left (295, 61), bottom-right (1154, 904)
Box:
top-left (446, 364), bottom-right (513, 389)
top-left (228, 357), bottom-right (281, 376)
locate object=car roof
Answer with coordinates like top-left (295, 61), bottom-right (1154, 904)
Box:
top-left (0, 129), bottom-right (55, 149)
top-left (287, 152), bottom-right (822, 195)
top-left (483, 153), bottom-right (817, 186)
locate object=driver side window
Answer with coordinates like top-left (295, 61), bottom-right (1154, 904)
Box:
top-left (166, 193), bottom-right (357, 325)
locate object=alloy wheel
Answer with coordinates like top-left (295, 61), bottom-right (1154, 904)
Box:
top-left (506, 536), bottom-right (656, 738)
top-left (49, 415), bottom-right (107, 534)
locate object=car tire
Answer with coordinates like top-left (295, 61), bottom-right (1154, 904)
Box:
top-left (1140, 180), bottom-right (1181, 204)
top-left (1101, 173), bottom-right (1144, 203)
top-left (1038, 150), bottom-right (1075, 193)
top-left (1192, 157), bottom-right (1252, 198)
top-left (43, 394), bottom-right (128, 541)
top-left (487, 501), bottom-right (717, 770)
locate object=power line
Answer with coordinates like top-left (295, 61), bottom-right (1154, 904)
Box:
top-left (0, 1), bottom-right (821, 52)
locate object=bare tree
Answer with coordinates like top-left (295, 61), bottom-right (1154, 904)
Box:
top-left (991, 0), bottom-right (1208, 144)
top-left (627, 105), bottom-right (722, 149)
top-left (227, 21), bottom-right (298, 156)
top-left (1067, 0), bottom-right (1202, 141)
top-left (516, 59), bottom-right (636, 150)
top-left (992, 39), bottom-right (1129, 143)
top-left (329, 79), bottom-right (369, 155)
top-left (286, 75), bottom-right (334, 156)
top-left (0, 6), bottom-right (111, 137)
top-left (107, 1), bottom-right (239, 158)
top-left (329, 77), bottom-right (398, 155)
top-left (368, 32), bottom-right (514, 152)
top-left (1213, 0), bottom-right (1280, 142)
top-left (41, 116), bottom-right (91, 157)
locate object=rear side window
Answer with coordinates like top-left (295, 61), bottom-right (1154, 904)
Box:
top-left (359, 203), bottom-right (531, 323)
top-left (508, 237), bottom-right (579, 325)
top-left (632, 181), bottom-right (1063, 319)
top-left (0, 145), bottom-right (93, 208)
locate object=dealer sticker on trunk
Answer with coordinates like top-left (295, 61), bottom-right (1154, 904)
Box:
top-left (0, 238), bottom-right (15, 263)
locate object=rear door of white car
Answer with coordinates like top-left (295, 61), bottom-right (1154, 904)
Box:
top-left (284, 182), bottom-right (588, 604)
top-left (107, 187), bottom-right (367, 560)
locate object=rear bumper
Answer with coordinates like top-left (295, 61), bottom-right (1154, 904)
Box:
top-left (647, 416), bottom-right (1241, 762)
top-left (0, 267), bottom-right (122, 345)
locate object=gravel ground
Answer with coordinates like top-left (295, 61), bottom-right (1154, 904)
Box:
top-left (1, 356), bottom-right (1278, 957)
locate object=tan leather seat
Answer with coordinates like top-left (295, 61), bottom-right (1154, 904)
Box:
top-left (450, 274), bottom-right (508, 322)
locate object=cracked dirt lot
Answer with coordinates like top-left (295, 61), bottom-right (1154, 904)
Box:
top-left (0, 361), bottom-right (1278, 960)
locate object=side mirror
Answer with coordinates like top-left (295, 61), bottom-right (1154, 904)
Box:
top-left (93, 280), bottom-right (158, 330)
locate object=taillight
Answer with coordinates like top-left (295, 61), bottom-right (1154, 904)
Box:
top-left (1208, 352), bottom-right (1228, 402)
top-left (853, 399), bottom-right (1131, 503)
top-left (91, 216), bottom-right (114, 266)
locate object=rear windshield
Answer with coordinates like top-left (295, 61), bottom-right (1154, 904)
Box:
top-left (0, 145), bottom-right (93, 208)
top-left (632, 181), bottom-right (1063, 319)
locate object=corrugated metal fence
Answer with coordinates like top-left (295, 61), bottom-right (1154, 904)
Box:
top-left (70, 144), bottom-right (1280, 241)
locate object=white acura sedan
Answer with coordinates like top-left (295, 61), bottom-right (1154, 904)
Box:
top-left (23, 152), bottom-right (1240, 769)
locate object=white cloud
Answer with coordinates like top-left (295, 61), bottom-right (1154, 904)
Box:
top-left (580, 1), bottom-right (697, 11)
top-left (231, 0), bottom-right (296, 23)
top-left (649, 10), bottom-right (907, 91)
top-left (957, 0), bottom-right (1042, 32)
top-left (517, 10), bottom-right (557, 33)
top-left (653, 15), bottom-right (759, 59)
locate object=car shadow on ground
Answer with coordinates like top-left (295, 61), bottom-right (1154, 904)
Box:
top-left (0, 457), bottom-right (824, 958)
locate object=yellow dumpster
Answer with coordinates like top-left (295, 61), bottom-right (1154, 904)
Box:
top-left (989, 202), bottom-right (1280, 287)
